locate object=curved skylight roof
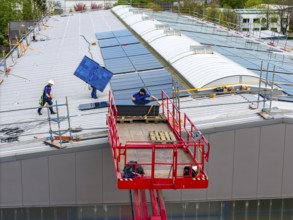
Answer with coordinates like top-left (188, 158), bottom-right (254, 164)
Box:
top-left (112, 6), bottom-right (260, 89)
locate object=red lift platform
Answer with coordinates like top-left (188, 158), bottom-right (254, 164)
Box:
top-left (107, 91), bottom-right (210, 220)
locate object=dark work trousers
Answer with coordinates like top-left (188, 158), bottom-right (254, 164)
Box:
top-left (91, 87), bottom-right (97, 99)
top-left (38, 98), bottom-right (55, 114)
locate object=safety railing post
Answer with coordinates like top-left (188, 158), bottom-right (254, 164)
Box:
top-left (151, 144), bottom-right (155, 181)
top-left (161, 90), bottom-right (164, 115)
top-left (55, 100), bottom-right (62, 147)
top-left (65, 96), bottom-right (72, 139)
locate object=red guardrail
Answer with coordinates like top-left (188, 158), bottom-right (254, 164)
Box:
top-left (107, 90), bottom-right (210, 189)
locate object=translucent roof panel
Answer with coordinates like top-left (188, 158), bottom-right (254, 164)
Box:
top-left (131, 20), bottom-right (162, 36)
top-left (173, 54), bottom-right (260, 88)
top-left (112, 8), bottom-right (260, 89)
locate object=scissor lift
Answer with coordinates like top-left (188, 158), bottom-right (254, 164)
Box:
top-left (107, 91), bottom-right (210, 220)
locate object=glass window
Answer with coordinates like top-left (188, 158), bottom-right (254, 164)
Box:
top-left (243, 19), bottom-right (250, 23)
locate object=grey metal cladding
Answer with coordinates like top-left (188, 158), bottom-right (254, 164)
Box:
top-left (282, 124), bottom-right (293, 196)
top-left (0, 161), bottom-right (22, 206)
top-left (22, 157), bottom-right (50, 206)
top-left (257, 124), bottom-right (285, 198)
top-left (233, 128), bottom-right (260, 198)
top-left (207, 131), bottom-right (235, 200)
top-left (76, 150), bottom-right (103, 204)
top-left (49, 153), bottom-right (76, 205)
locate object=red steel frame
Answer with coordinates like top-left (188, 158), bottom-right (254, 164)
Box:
top-left (107, 91), bottom-right (210, 190)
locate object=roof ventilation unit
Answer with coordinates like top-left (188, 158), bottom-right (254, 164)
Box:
top-left (164, 30), bottom-right (181, 36)
top-left (190, 45), bottom-right (213, 54)
top-left (142, 15), bottom-right (153, 21)
top-left (155, 24), bottom-right (170, 30)
top-left (131, 9), bottom-right (143, 14)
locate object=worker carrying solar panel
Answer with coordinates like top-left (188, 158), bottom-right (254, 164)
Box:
top-left (131, 88), bottom-right (158, 104)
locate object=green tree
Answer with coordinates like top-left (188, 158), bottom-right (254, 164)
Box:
top-left (219, 0), bottom-right (246, 9)
top-left (245, 0), bottom-right (262, 8)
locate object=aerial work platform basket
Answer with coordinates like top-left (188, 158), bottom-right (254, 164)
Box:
top-left (107, 90), bottom-right (210, 190)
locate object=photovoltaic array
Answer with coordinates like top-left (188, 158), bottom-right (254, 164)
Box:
top-left (96, 29), bottom-right (188, 99)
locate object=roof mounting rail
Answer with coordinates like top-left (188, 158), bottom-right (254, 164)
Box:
top-left (155, 24), bottom-right (170, 30)
top-left (190, 45), bottom-right (213, 54)
top-left (164, 30), bottom-right (181, 36)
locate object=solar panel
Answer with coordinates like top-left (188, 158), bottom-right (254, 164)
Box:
top-left (112, 89), bottom-right (139, 100)
top-left (101, 46), bottom-right (126, 60)
top-left (104, 57), bottom-right (135, 74)
top-left (98, 38), bottom-right (120, 48)
top-left (117, 36), bottom-right (139, 45)
top-left (278, 85), bottom-right (293, 96)
top-left (79, 101), bottom-right (109, 110)
top-left (278, 97), bottom-right (293, 102)
top-left (139, 69), bottom-right (171, 79)
top-left (113, 29), bottom-right (132, 37)
top-left (122, 44), bottom-right (150, 56)
top-left (129, 54), bottom-right (163, 71)
top-left (151, 13), bottom-right (293, 97)
top-left (74, 56), bottom-right (113, 92)
top-left (95, 32), bottom-right (115, 40)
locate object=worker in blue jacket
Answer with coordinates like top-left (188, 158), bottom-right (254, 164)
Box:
top-left (132, 88), bottom-right (157, 104)
top-left (38, 80), bottom-right (56, 115)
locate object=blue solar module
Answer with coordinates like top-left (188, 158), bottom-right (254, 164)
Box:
top-left (98, 38), bottom-right (120, 48)
top-left (111, 81), bottom-right (144, 91)
top-left (104, 57), bottom-right (135, 74)
top-left (278, 85), bottom-right (293, 96)
top-left (101, 46), bottom-right (126, 60)
top-left (112, 89), bottom-right (138, 100)
top-left (117, 36), bottom-right (139, 45)
top-left (122, 44), bottom-right (150, 56)
top-left (129, 54), bottom-right (163, 71)
top-left (113, 29), bottom-right (132, 37)
top-left (111, 73), bottom-right (144, 90)
top-left (74, 56), bottom-right (112, 92)
top-left (278, 97), bottom-right (293, 102)
top-left (139, 70), bottom-right (172, 86)
top-left (95, 32), bottom-right (115, 40)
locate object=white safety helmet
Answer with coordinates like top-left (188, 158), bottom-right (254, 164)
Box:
top-left (48, 80), bottom-right (54, 85)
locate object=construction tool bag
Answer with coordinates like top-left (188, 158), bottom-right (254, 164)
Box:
top-left (123, 161), bottom-right (144, 178)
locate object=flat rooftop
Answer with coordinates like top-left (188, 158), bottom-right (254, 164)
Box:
top-left (1, 9), bottom-right (293, 159)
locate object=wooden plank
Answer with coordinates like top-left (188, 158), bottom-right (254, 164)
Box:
top-left (44, 140), bottom-right (66, 149)
top-left (164, 131), bottom-right (171, 142)
top-left (159, 131), bottom-right (166, 142)
top-left (155, 131), bottom-right (161, 141)
top-left (168, 132), bottom-right (177, 142)
top-left (149, 131), bottom-right (157, 142)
